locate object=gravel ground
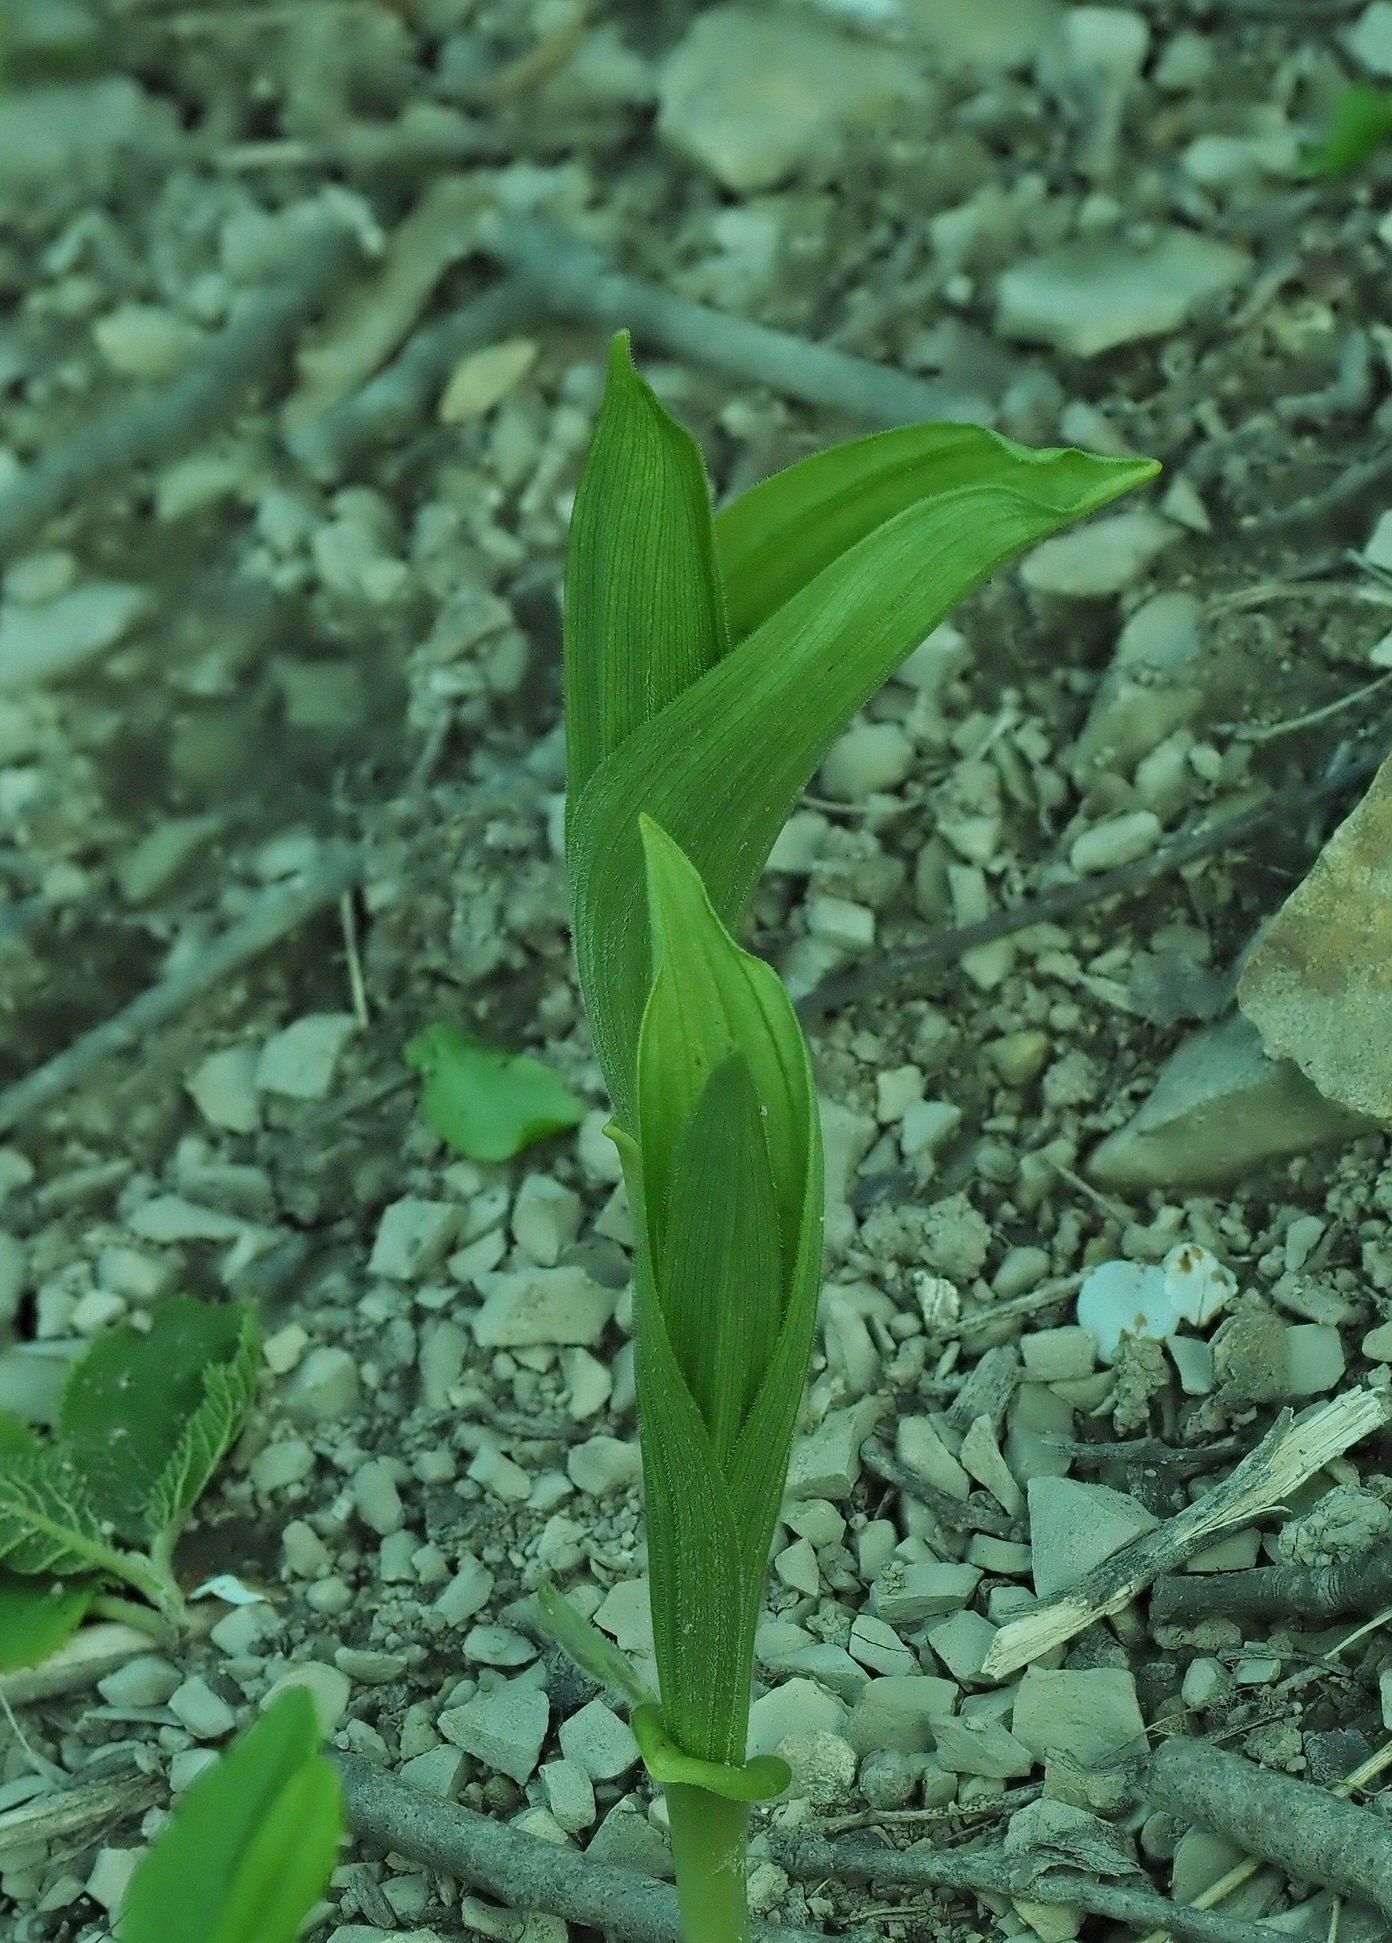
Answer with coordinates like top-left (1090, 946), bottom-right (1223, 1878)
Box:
top-left (0, 2), bottom-right (1391, 1940)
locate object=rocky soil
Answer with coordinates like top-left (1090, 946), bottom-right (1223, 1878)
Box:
top-left (0, 1), bottom-right (1391, 1940)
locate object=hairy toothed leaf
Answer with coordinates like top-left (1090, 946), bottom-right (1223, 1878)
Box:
top-left (0, 1570), bottom-right (97, 1670)
top-left (626, 820), bottom-right (823, 1767)
top-left (60, 1297), bottom-right (256, 1546)
top-left (406, 1022), bottom-right (586, 1162)
top-left (535, 1579), bottom-right (656, 1708)
top-left (569, 415), bottom-right (1158, 1127)
top-left (563, 331), bottom-right (727, 811)
top-left (656, 1054), bottom-right (783, 1466)
top-left (120, 1686), bottom-right (340, 1943)
top-left (146, 1308), bottom-right (260, 1543)
top-left (0, 1448), bottom-right (121, 1577)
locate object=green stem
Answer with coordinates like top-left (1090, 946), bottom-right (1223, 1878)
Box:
top-left (89, 1593), bottom-right (176, 1644)
top-left (664, 1783), bottom-right (750, 1943)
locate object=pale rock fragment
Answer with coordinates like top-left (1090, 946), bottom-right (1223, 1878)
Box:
top-left (848, 1674), bottom-right (958, 1756)
top-left (967, 1535), bottom-right (1034, 1575)
top-left (567, 1435), bottom-right (641, 1497)
top-left (959, 1416), bottom-right (1023, 1516)
top-left (1021, 514), bottom-right (1179, 598)
top-left (260, 1662), bottom-right (351, 1733)
top-left (250, 1438), bottom-right (315, 1493)
top-left (439, 1679), bottom-right (549, 1784)
top-left (511, 1174), bottom-right (582, 1267)
top-left (929, 1713), bottom-right (1033, 1779)
top-left (993, 1245), bottom-right (1052, 1300)
top-left (1087, 1012), bottom-right (1368, 1191)
top-left (352, 1458), bottom-right (404, 1535)
top-left (1006, 1382), bottom-right (1074, 1483)
top-left (473, 1265), bottom-right (615, 1348)
top-left (1070, 809), bottom-right (1161, 876)
top-left (587, 1797), bottom-right (674, 1877)
top-left (468, 1446), bottom-right (532, 1501)
top-left (97, 1656), bottom-right (182, 1709)
top-left (577, 1109), bottom-right (624, 1185)
top-left (923, 1610), bottom-right (999, 1685)
top-left (657, 5), bottom-right (923, 193)
top-left (1027, 1476), bottom-right (1159, 1600)
top-left (542, 1758), bottom-right (597, 1833)
top-left (785, 1395), bottom-right (884, 1500)
top-left (285, 1345), bottom-right (360, 1421)
top-left (900, 1098), bottom-right (962, 1161)
top-left (399, 1746), bottom-right (465, 1798)
top-left (1168, 1335), bottom-right (1213, 1395)
top-left (776, 1728), bottom-right (857, 1805)
top-left (169, 1749), bottom-right (219, 1793)
top-left (1362, 1321), bottom-right (1392, 1361)
top-left (1236, 749), bottom-right (1392, 1124)
top-left (806, 894), bottom-right (875, 953)
top-left (847, 1614), bottom-right (918, 1678)
top-left (876, 1064), bottom-right (925, 1123)
top-left (86, 1848), bottom-right (143, 1916)
top-left (997, 229), bottom-right (1248, 358)
top-left (464, 1625), bottom-right (536, 1668)
top-left (1346, 2), bottom-right (1392, 77)
top-left (94, 304), bottom-right (203, 380)
top-left (438, 338), bottom-right (539, 422)
top-left (905, 0), bottom-right (1060, 74)
top-left (747, 1677), bottom-right (850, 1757)
top-left (897, 1416), bottom-right (971, 1500)
top-left (559, 1699), bottom-right (640, 1781)
top-left (819, 720), bottom-right (915, 799)
top-left (418, 1319), bottom-right (468, 1411)
top-left (169, 1675), bottom-right (237, 1740)
top-left (786, 1498), bottom-right (845, 1550)
top-left (1012, 1667), bottom-right (1147, 1766)
top-left (263, 1322), bottom-right (308, 1376)
top-left (1285, 1324), bottom-right (1345, 1397)
top-left (765, 812), bottom-right (830, 874)
top-left (254, 1013), bottom-right (357, 1100)
top-left (775, 1536), bottom-right (821, 1597)
top-left (1021, 1327), bottom-right (1095, 1383)
top-left (1184, 1528), bottom-right (1262, 1572)
top-left (1037, 4), bottom-right (1149, 182)
top-left (593, 1577), bottom-right (655, 1657)
top-left (369, 1199), bottom-right (460, 1281)
top-left (560, 1345), bottom-right (612, 1419)
top-left (433, 1555), bottom-right (494, 1626)
top-left (0, 580), bottom-right (146, 693)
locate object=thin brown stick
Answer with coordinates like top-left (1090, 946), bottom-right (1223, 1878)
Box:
top-left (0, 848), bottom-right (362, 1133)
top-left (1149, 1740), bottom-right (1392, 1918)
top-left (331, 1753), bottom-right (831, 1943)
top-left (0, 224), bottom-right (359, 560)
top-left (796, 748), bottom-right (1387, 1023)
top-left (775, 1833), bottom-right (1294, 1943)
top-left (859, 1437), bottom-right (1027, 1542)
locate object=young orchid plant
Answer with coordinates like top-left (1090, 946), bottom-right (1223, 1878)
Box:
top-left (551, 332), bottom-right (1156, 1941)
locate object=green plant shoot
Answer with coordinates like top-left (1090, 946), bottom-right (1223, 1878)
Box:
top-left (1298, 84), bottom-right (1392, 179)
top-left (119, 1685), bottom-right (341, 1943)
top-left (406, 1021), bottom-right (586, 1161)
top-left (560, 332), bottom-right (1157, 1940)
top-left (0, 1296), bottom-right (258, 1661)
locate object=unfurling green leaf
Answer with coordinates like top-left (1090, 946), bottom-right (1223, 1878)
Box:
top-left (565, 369), bottom-right (1158, 1129)
top-left (632, 1704), bottom-right (789, 1802)
top-left (564, 331), bottom-right (727, 814)
top-left (0, 1570), bottom-right (97, 1671)
top-left (61, 1297), bottom-right (257, 1547)
top-left (120, 1686), bottom-right (340, 1943)
top-left (623, 817), bottom-right (823, 1768)
top-left (0, 1449), bottom-right (115, 1577)
top-left (536, 1579), bottom-right (656, 1707)
top-left (406, 1021), bottom-right (586, 1162)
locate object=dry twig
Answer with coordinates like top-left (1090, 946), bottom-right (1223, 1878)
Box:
top-left (1149, 1740), bottom-right (1392, 1919)
top-left (331, 1753), bottom-right (836, 1943)
top-left (0, 224), bottom-right (360, 560)
top-left (774, 1832), bottom-right (1296, 1943)
top-left (1152, 1543), bottom-right (1392, 1628)
top-left (860, 1437), bottom-right (1027, 1542)
top-left (981, 1389), bottom-right (1392, 1679)
top-left (0, 848), bottom-right (363, 1133)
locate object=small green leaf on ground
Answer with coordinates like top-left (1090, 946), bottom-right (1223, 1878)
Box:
top-left (1299, 85), bottom-right (1392, 178)
top-left (406, 1021), bottom-right (586, 1162)
top-left (60, 1298), bottom-right (258, 1547)
top-left (0, 1569), bottom-right (97, 1671)
top-left (120, 1685), bottom-right (340, 1943)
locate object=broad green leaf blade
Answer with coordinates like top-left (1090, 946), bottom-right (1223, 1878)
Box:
top-left (572, 431), bottom-right (1158, 1126)
top-left (59, 1298), bottom-right (255, 1545)
top-left (0, 1450), bottom-right (117, 1576)
top-left (616, 1122), bottom-right (750, 1770)
top-left (120, 1686), bottom-right (339, 1943)
top-left (563, 331), bottom-right (728, 810)
top-left (656, 1054), bottom-right (783, 1466)
top-left (0, 1410), bottom-right (37, 1457)
top-left (715, 422), bottom-right (1150, 646)
top-left (146, 1308), bottom-right (260, 1545)
top-left (535, 1579), bottom-right (655, 1707)
top-left (406, 1022), bottom-right (586, 1162)
top-left (0, 1570), bottom-right (96, 1670)
top-left (632, 1704), bottom-right (789, 1802)
top-left (629, 822), bottom-right (823, 1768)
top-left (206, 1759), bottom-right (340, 1943)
